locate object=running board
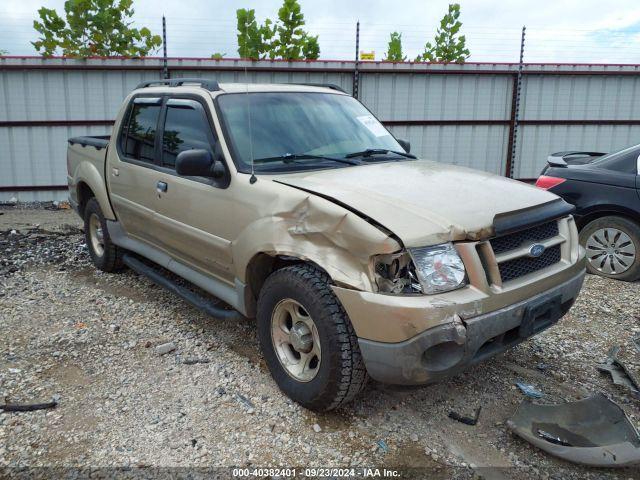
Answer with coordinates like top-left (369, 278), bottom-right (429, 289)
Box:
top-left (122, 254), bottom-right (244, 321)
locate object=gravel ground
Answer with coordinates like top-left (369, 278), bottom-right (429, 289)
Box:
top-left (1, 205), bottom-right (639, 479)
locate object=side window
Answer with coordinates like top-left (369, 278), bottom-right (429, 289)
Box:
top-left (162, 102), bottom-right (213, 168)
top-left (122, 101), bottom-right (161, 163)
top-left (597, 145), bottom-right (640, 174)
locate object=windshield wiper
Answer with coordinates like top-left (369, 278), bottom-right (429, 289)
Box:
top-left (344, 148), bottom-right (416, 159)
top-left (253, 153), bottom-right (358, 165)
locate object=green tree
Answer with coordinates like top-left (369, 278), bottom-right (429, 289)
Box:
top-left (32, 0), bottom-right (162, 58)
top-left (236, 8), bottom-right (267, 59)
top-left (0, 49), bottom-right (8, 55)
top-left (415, 3), bottom-right (470, 63)
top-left (234, 0), bottom-right (320, 60)
top-left (384, 32), bottom-right (406, 62)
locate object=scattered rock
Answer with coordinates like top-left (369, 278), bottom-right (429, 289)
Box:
top-left (155, 342), bottom-right (176, 356)
top-left (312, 423), bottom-right (322, 433)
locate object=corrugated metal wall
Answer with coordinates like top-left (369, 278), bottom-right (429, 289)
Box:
top-left (1, 58), bottom-right (639, 201)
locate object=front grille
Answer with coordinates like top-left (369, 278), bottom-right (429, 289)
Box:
top-left (498, 245), bottom-right (561, 282)
top-left (491, 221), bottom-right (559, 255)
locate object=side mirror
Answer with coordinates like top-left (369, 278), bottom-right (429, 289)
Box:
top-left (397, 139), bottom-right (411, 153)
top-left (176, 149), bottom-right (214, 177)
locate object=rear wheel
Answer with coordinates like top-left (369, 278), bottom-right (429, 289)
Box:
top-left (580, 216), bottom-right (640, 281)
top-left (84, 198), bottom-right (124, 272)
top-left (257, 264), bottom-right (368, 411)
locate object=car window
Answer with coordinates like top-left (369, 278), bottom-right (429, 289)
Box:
top-left (162, 103), bottom-right (212, 168)
top-left (592, 145), bottom-right (640, 174)
top-left (122, 103), bottom-right (161, 163)
top-left (216, 92), bottom-right (401, 171)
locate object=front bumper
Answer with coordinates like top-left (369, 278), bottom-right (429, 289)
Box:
top-left (354, 269), bottom-right (585, 385)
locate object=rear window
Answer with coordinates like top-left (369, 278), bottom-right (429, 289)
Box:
top-left (121, 103), bottom-right (161, 163)
top-left (592, 145), bottom-right (640, 174)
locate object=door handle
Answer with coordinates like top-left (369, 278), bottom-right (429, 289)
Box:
top-left (156, 181), bottom-right (168, 193)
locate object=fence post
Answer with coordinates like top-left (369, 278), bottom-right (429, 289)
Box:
top-left (353, 20), bottom-right (360, 98)
top-left (162, 15), bottom-right (169, 79)
top-left (505, 26), bottom-right (526, 178)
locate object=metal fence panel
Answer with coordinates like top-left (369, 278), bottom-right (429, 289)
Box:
top-left (0, 69), bottom-right (159, 122)
top-left (2, 58), bottom-right (640, 201)
top-left (387, 124), bottom-right (509, 174)
top-left (520, 74), bottom-right (640, 121)
top-left (360, 73), bottom-right (512, 121)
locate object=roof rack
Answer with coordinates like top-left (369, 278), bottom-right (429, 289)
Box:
top-left (292, 83), bottom-right (347, 93)
top-left (136, 78), bottom-right (220, 91)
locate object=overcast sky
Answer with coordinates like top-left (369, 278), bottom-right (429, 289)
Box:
top-left (2, 0), bottom-right (640, 63)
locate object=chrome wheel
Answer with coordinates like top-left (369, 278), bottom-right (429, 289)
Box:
top-left (89, 213), bottom-right (105, 257)
top-left (585, 227), bottom-right (636, 275)
top-left (270, 298), bottom-right (321, 382)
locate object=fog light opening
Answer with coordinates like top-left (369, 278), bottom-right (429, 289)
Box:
top-left (422, 341), bottom-right (465, 372)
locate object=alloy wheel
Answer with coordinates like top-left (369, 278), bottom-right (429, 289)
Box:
top-left (270, 298), bottom-right (321, 382)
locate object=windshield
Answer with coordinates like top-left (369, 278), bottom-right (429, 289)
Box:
top-left (216, 92), bottom-right (403, 171)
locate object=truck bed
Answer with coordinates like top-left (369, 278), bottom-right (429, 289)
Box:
top-left (67, 135), bottom-right (111, 212)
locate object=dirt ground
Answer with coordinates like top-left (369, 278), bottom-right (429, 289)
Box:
top-left (1, 205), bottom-right (639, 479)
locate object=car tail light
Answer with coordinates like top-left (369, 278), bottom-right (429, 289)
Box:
top-left (535, 175), bottom-right (566, 190)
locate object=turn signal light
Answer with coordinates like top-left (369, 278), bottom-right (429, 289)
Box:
top-left (535, 175), bottom-right (566, 190)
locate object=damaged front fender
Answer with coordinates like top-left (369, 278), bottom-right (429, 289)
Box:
top-left (232, 180), bottom-right (402, 294)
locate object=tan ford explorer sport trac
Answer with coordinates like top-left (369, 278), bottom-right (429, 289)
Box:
top-left (66, 79), bottom-right (586, 411)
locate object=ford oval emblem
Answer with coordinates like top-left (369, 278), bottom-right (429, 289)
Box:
top-left (529, 243), bottom-right (546, 258)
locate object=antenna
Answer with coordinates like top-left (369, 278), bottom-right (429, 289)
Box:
top-left (246, 67), bottom-right (256, 184)
top-left (242, 22), bottom-right (256, 185)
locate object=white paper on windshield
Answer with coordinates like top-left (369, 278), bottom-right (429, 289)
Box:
top-left (357, 115), bottom-right (389, 137)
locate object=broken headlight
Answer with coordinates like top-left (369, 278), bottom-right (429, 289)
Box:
top-left (409, 243), bottom-right (466, 294)
top-left (373, 252), bottom-right (422, 294)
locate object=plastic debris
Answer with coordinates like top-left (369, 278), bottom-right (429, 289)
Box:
top-left (597, 346), bottom-right (640, 398)
top-left (182, 357), bottom-right (211, 365)
top-left (536, 362), bottom-right (550, 372)
top-left (236, 393), bottom-right (254, 410)
top-left (515, 382), bottom-right (543, 399)
top-left (448, 406), bottom-right (481, 426)
top-left (376, 439), bottom-right (389, 453)
top-left (1, 399), bottom-right (58, 412)
top-left (508, 393), bottom-right (640, 467)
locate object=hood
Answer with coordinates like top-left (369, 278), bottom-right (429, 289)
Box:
top-left (273, 160), bottom-right (559, 247)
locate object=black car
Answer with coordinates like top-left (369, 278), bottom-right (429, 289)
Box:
top-left (535, 144), bottom-right (640, 282)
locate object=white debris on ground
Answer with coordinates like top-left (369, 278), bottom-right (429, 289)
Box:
top-left (1, 205), bottom-right (639, 479)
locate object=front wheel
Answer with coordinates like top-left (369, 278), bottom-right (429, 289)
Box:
top-left (580, 216), bottom-right (640, 282)
top-left (257, 264), bottom-right (368, 411)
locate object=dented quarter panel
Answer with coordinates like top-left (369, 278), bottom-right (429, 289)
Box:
top-left (274, 160), bottom-right (559, 247)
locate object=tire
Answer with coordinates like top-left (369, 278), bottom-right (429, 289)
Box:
top-left (579, 215), bottom-right (640, 282)
top-left (83, 197), bottom-right (124, 273)
top-left (257, 264), bottom-right (368, 411)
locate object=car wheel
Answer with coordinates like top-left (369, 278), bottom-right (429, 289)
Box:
top-left (84, 197), bottom-right (124, 273)
top-left (257, 264), bottom-right (368, 411)
top-left (579, 216), bottom-right (640, 282)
